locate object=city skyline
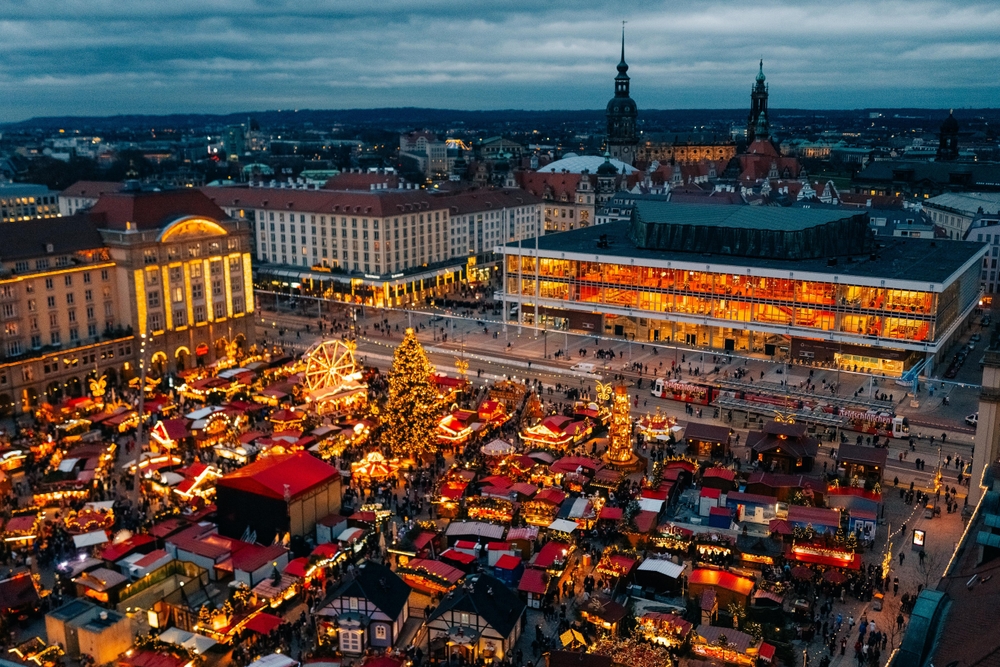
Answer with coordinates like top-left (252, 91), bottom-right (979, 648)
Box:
top-left (1, 0), bottom-right (999, 121)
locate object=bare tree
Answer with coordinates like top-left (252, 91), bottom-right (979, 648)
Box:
top-left (917, 550), bottom-right (944, 589)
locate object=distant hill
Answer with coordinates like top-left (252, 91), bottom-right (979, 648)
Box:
top-left (5, 107), bottom-right (995, 133)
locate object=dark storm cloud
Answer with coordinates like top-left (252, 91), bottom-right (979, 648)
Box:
top-left (0, 0), bottom-right (998, 120)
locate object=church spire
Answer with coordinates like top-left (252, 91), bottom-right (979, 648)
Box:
top-left (620, 24), bottom-right (626, 66)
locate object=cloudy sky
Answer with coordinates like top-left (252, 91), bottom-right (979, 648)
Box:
top-left (1, 0), bottom-right (998, 121)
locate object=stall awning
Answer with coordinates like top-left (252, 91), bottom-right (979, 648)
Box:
top-left (73, 530), bottom-right (108, 549)
top-left (245, 612), bottom-right (283, 635)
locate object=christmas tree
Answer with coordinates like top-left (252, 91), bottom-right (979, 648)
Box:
top-left (382, 328), bottom-right (439, 458)
top-left (606, 385), bottom-right (634, 464)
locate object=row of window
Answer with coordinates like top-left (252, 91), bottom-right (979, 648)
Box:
top-left (143, 238), bottom-right (240, 265)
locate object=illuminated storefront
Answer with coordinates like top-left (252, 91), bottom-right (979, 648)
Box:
top-left (501, 207), bottom-right (985, 375)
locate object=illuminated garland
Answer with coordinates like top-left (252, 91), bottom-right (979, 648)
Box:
top-left (588, 634), bottom-right (673, 667)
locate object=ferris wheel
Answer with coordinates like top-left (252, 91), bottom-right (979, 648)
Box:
top-left (302, 339), bottom-right (361, 393)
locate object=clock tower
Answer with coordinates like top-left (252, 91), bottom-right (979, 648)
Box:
top-left (606, 28), bottom-right (638, 166)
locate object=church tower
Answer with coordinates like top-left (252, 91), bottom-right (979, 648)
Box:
top-left (937, 110), bottom-right (960, 161)
top-left (606, 27), bottom-right (638, 165)
top-left (746, 60), bottom-right (769, 144)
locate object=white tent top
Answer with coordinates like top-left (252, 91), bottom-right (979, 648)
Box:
top-left (536, 155), bottom-right (637, 175)
top-left (57, 458), bottom-right (80, 473)
top-left (249, 655), bottom-right (298, 667)
top-left (337, 527), bottom-right (365, 543)
top-left (185, 405), bottom-right (224, 420)
top-left (157, 628), bottom-right (218, 654)
top-left (638, 498), bottom-right (665, 513)
top-left (637, 557), bottom-right (687, 579)
top-left (547, 519), bottom-right (578, 534)
top-left (158, 471), bottom-right (186, 486)
top-left (565, 498), bottom-right (593, 519)
top-left (72, 530), bottom-right (109, 549)
top-left (482, 439), bottom-right (515, 455)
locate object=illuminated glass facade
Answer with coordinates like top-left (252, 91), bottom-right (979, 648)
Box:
top-left (502, 244), bottom-right (984, 375)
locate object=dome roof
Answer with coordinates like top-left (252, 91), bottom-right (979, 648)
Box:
top-left (597, 155), bottom-right (619, 175)
top-left (537, 155), bottom-right (637, 175)
top-left (607, 97), bottom-right (636, 115)
top-left (941, 111), bottom-right (959, 133)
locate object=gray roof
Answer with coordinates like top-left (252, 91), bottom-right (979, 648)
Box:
top-left (633, 201), bottom-right (855, 231)
top-left (1, 215), bottom-right (105, 263)
top-left (925, 192), bottom-right (1000, 215)
top-left (323, 561), bottom-right (411, 621)
top-left (509, 220), bottom-right (984, 284)
top-left (427, 573), bottom-right (525, 638)
top-left (0, 182), bottom-right (53, 196)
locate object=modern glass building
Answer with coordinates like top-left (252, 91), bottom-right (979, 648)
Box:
top-left (501, 203), bottom-right (986, 376)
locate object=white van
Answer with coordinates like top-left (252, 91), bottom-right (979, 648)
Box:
top-left (571, 362), bottom-right (596, 373)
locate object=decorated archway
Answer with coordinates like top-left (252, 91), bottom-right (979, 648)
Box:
top-left (66, 376), bottom-right (82, 398)
top-left (215, 338), bottom-right (228, 360)
top-left (21, 387), bottom-right (38, 411)
top-left (45, 381), bottom-right (62, 402)
top-left (175, 346), bottom-right (191, 371)
top-left (0, 393), bottom-right (13, 418)
top-left (151, 351), bottom-right (168, 376)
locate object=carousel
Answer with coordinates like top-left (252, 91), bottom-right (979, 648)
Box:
top-left (350, 451), bottom-right (399, 482)
top-left (301, 340), bottom-right (368, 416)
top-left (637, 407), bottom-right (678, 442)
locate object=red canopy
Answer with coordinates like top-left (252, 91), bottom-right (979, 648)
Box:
top-left (284, 557), bottom-right (311, 579)
top-left (311, 543), bottom-right (339, 560)
top-left (245, 612), bottom-right (283, 635)
top-left (599, 506), bottom-right (623, 521)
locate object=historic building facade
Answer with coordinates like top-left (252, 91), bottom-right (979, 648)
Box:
top-left (94, 190), bottom-right (256, 376)
top-left (0, 188), bottom-right (254, 413)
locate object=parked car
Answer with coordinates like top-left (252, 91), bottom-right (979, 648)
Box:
top-left (971, 333), bottom-right (982, 342)
top-left (966, 412), bottom-right (979, 426)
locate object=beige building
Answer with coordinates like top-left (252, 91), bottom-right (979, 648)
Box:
top-left (971, 346), bottom-right (1000, 505)
top-left (0, 187), bottom-right (256, 413)
top-left (0, 217), bottom-right (129, 414)
top-left (91, 189), bottom-right (256, 374)
top-left (924, 192), bottom-right (1000, 240)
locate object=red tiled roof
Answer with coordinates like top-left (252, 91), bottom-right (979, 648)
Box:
top-left (218, 451), bottom-right (338, 500)
top-left (404, 558), bottom-right (463, 584)
top-left (323, 172), bottom-right (401, 190)
top-left (60, 180), bottom-right (125, 198)
top-left (201, 186), bottom-right (447, 219)
top-left (518, 568), bottom-right (548, 594)
top-left (689, 569), bottom-right (755, 596)
top-left (532, 541), bottom-right (570, 569)
top-left (244, 611), bottom-right (283, 635)
top-left (435, 188), bottom-right (543, 215)
top-left (633, 511), bottom-right (658, 534)
top-left (231, 542), bottom-right (288, 573)
top-left (703, 468), bottom-right (736, 482)
top-left (90, 189), bottom-right (228, 230)
top-left (495, 554), bottom-right (522, 570)
top-left (535, 488), bottom-right (568, 506)
top-left (100, 534), bottom-right (155, 562)
top-left (440, 549), bottom-right (476, 565)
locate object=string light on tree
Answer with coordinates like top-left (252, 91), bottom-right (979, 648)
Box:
top-left (382, 328), bottom-right (439, 458)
